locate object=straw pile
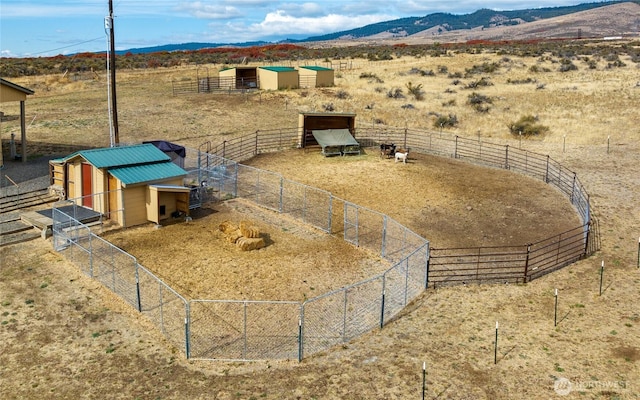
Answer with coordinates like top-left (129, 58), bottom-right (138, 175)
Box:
top-left (219, 220), bottom-right (265, 251)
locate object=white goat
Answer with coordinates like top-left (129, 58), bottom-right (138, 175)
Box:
top-left (395, 150), bottom-right (409, 163)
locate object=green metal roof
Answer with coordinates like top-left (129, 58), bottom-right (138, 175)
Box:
top-left (61, 144), bottom-right (169, 168)
top-left (300, 66), bottom-right (332, 71)
top-left (259, 66), bottom-right (296, 72)
top-left (109, 162), bottom-right (186, 186)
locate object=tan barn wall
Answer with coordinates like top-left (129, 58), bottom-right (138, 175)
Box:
top-left (159, 191), bottom-right (178, 220)
top-left (0, 86), bottom-right (28, 102)
top-left (67, 162), bottom-right (80, 205)
top-left (93, 168), bottom-right (108, 215)
top-left (147, 187), bottom-right (159, 224)
top-left (258, 69), bottom-right (299, 90)
top-left (219, 69), bottom-right (236, 89)
top-left (113, 185), bottom-right (125, 226)
top-left (258, 69), bottom-right (278, 90)
top-left (298, 69), bottom-right (316, 88)
top-left (122, 186), bottom-right (148, 227)
top-left (315, 70), bottom-right (334, 87)
top-left (277, 71), bottom-right (299, 90)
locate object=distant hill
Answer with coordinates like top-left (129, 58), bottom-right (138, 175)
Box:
top-left (116, 41), bottom-right (271, 55)
top-left (115, 1), bottom-right (639, 54)
top-left (302, 1), bottom-right (637, 41)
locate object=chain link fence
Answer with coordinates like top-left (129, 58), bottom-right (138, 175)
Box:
top-left (51, 125), bottom-right (596, 362)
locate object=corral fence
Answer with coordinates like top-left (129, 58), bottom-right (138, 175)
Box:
top-left (172, 76), bottom-right (259, 95)
top-left (51, 125), bottom-right (598, 361)
top-left (52, 143), bottom-right (429, 360)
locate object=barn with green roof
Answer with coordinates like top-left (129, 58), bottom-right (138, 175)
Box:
top-left (298, 66), bottom-right (334, 88)
top-left (258, 66), bottom-right (299, 90)
top-left (49, 144), bottom-right (191, 227)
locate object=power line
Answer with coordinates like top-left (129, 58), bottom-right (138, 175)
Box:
top-left (27, 37), bottom-right (105, 56)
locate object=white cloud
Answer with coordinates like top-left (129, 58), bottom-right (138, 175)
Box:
top-left (278, 2), bottom-right (325, 18)
top-left (176, 2), bottom-right (243, 19)
top-left (206, 10), bottom-right (395, 42)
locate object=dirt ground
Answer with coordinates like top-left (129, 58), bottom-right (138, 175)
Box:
top-left (1, 51), bottom-right (639, 399)
top-left (99, 149), bottom-right (579, 303)
top-left (2, 141), bottom-right (639, 400)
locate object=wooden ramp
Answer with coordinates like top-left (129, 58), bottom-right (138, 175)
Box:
top-left (0, 211), bottom-right (40, 247)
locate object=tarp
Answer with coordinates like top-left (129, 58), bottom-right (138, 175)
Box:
top-left (311, 129), bottom-right (358, 148)
top-left (143, 140), bottom-right (186, 158)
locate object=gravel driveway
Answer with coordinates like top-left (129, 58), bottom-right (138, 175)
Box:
top-left (0, 155), bottom-right (54, 197)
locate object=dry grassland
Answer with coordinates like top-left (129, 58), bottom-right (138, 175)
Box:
top-left (1, 46), bottom-right (640, 399)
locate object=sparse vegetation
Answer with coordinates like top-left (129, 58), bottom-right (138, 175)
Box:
top-left (467, 92), bottom-right (493, 113)
top-left (465, 61), bottom-right (500, 76)
top-left (405, 81), bottom-right (424, 100)
top-left (559, 58), bottom-right (578, 72)
top-left (508, 114), bottom-right (549, 136)
top-left (408, 67), bottom-right (435, 76)
top-left (507, 77), bottom-right (536, 84)
top-left (387, 87), bottom-right (405, 99)
top-left (335, 89), bottom-right (349, 99)
top-left (465, 77), bottom-right (493, 89)
top-left (1, 35), bottom-right (639, 399)
top-left (359, 72), bottom-right (384, 83)
top-left (434, 114), bottom-right (459, 129)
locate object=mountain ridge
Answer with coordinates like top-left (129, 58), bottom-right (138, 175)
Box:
top-left (111, 1), bottom-right (639, 55)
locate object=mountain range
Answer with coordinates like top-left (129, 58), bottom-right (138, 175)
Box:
top-left (121, 1), bottom-right (640, 54)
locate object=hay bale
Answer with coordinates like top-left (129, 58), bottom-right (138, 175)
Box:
top-left (219, 220), bottom-right (238, 234)
top-left (236, 236), bottom-right (265, 251)
top-left (225, 229), bottom-right (242, 244)
top-left (239, 220), bottom-right (261, 238)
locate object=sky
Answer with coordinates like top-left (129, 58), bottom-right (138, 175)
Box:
top-left (1, 0), bottom-right (588, 57)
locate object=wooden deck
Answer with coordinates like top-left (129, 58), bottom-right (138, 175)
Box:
top-left (21, 205), bottom-right (102, 231)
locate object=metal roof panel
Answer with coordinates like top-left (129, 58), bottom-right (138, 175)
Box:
top-left (61, 144), bottom-right (169, 168)
top-left (300, 66), bottom-right (332, 71)
top-left (259, 66), bottom-right (296, 72)
top-left (109, 161), bottom-right (186, 185)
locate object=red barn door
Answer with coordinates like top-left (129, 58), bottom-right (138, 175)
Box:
top-left (81, 163), bottom-right (93, 208)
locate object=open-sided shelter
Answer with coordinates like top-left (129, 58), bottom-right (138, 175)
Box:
top-left (298, 112), bottom-right (357, 147)
top-left (49, 144), bottom-right (190, 227)
top-left (218, 66), bottom-right (259, 89)
top-left (258, 66), bottom-right (298, 90)
top-left (298, 66), bottom-right (334, 88)
top-left (0, 78), bottom-right (34, 165)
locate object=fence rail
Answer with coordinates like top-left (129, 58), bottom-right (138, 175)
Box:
top-left (51, 125), bottom-right (598, 362)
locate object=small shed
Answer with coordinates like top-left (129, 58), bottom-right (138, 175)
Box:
top-left (298, 112), bottom-right (357, 148)
top-left (0, 78), bottom-right (35, 165)
top-left (258, 66), bottom-right (299, 90)
top-left (299, 66), bottom-right (334, 88)
top-left (49, 144), bottom-right (190, 227)
top-left (219, 66), bottom-right (259, 89)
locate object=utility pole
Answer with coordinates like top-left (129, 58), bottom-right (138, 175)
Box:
top-left (108, 0), bottom-right (119, 145)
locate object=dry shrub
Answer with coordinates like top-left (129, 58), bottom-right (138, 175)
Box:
top-left (508, 115), bottom-right (549, 136)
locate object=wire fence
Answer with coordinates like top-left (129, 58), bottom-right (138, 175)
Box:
top-left (51, 125), bottom-right (598, 361)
